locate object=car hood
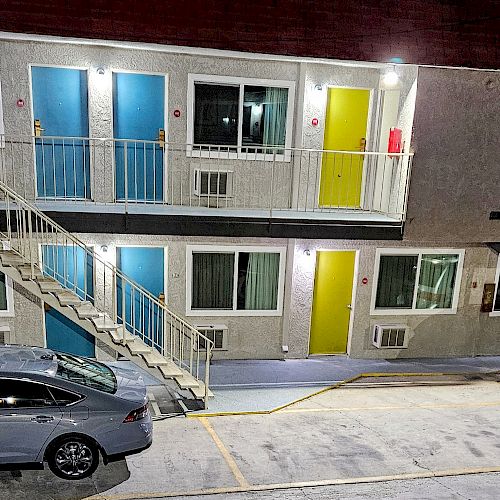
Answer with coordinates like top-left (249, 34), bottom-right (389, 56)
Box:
top-left (108, 364), bottom-right (148, 404)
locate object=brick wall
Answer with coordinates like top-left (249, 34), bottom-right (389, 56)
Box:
top-left (0, 1), bottom-right (499, 69)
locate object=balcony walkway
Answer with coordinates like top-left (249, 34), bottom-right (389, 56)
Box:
top-left (34, 201), bottom-right (402, 225)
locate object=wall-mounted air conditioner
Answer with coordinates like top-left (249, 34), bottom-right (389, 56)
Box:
top-left (193, 167), bottom-right (234, 197)
top-left (194, 324), bottom-right (228, 351)
top-left (372, 324), bottom-right (409, 349)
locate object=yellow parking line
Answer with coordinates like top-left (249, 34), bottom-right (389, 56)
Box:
top-left (280, 400), bottom-right (500, 413)
top-left (199, 416), bottom-right (250, 488)
top-left (87, 465), bottom-right (500, 500)
top-left (188, 371), bottom-right (498, 418)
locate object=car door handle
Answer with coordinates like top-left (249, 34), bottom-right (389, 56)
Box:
top-left (31, 415), bottom-right (54, 423)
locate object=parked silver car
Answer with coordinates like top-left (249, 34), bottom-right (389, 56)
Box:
top-left (0, 345), bottom-right (153, 480)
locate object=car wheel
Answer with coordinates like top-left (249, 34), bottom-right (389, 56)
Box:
top-left (47, 436), bottom-right (99, 480)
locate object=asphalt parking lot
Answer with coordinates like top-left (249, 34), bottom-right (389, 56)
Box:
top-left (2, 379), bottom-right (500, 500)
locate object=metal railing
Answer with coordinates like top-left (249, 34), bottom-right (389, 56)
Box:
top-left (0, 135), bottom-right (414, 220)
top-left (0, 180), bottom-right (213, 406)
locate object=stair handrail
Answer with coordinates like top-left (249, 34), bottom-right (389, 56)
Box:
top-left (0, 179), bottom-right (213, 401)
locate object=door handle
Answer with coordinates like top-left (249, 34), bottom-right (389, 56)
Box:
top-left (31, 415), bottom-right (54, 423)
top-left (359, 137), bottom-right (366, 152)
top-left (347, 304), bottom-right (353, 310)
top-left (34, 119), bottom-right (45, 137)
top-left (157, 128), bottom-right (165, 148)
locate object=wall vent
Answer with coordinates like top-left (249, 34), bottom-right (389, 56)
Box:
top-left (193, 168), bottom-right (233, 197)
top-left (194, 324), bottom-right (228, 351)
top-left (372, 324), bottom-right (408, 349)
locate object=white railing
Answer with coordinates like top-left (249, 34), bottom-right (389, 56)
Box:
top-left (0, 135), bottom-right (413, 220)
top-left (0, 180), bottom-right (213, 406)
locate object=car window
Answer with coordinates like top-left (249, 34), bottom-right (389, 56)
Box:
top-left (55, 353), bottom-right (117, 394)
top-left (46, 385), bottom-right (83, 406)
top-left (0, 378), bottom-right (57, 408)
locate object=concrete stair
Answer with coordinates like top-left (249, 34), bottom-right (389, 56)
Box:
top-left (0, 249), bottom-right (212, 403)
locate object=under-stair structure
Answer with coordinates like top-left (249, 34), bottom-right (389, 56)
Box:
top-left (0, 180), bottom-right (213, 407)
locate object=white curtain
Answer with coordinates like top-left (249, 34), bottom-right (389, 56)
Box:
top-left (262, 88), bottom-right (288, 149)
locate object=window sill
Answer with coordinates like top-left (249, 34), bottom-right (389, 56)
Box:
top-left (187, 309), bottom-right (282, 317)
top-left (370, 308), bottom-right (458, 316)
top-left (187, 148), bottom-right (290, 163)
top-left (489, 311), bottom-right (500, 317)
top-left (0, 310), bottom-right (15, 318)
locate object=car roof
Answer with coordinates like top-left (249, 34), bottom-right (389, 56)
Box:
top-left (0, 345), bottom-right (58, 376)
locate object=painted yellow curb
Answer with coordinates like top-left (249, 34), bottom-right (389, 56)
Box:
top-left (87, 465), bottom-right (500, 500)
top-left (188, 371), bottom-right (496, 418)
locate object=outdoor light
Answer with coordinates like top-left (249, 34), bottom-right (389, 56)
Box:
top-left (96, 67), bottom-right (105, 76)
top-left (383, 67), bottom-right (399, 86)
top-left (314, 84), bottom-right (323, 91)
top-left (100, 245), bottom-right (108, 253)
top-left (304, 249), bottom-right (311, 256)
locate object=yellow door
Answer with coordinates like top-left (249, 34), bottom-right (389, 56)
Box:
top-left (319, 88), bottom-right (370, 208)
top-left (309, 251), bottom-right (356, 355)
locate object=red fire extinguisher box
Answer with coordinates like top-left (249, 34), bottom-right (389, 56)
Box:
top-left (388, 127), bottom-right (402, 154)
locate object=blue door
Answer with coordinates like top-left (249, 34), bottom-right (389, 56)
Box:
top-left (113, 73), bottom-right (165, 202)
top-left (116, 247), bottom-right (165, 349)
top-left (31, 66), bottom-right (91, 199)
top-left (43, 245), bottom-right (95, 357)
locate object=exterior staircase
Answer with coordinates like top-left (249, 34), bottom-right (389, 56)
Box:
top-left (0, 181), bottom-right (213, 407)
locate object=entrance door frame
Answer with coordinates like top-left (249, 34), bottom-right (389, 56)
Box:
top-left (114, 244), bottom-right (169, 320)
top-left (307, 248), bottom-right (360, 356)
top-left (318, 86), bottom-right (375, 211)
top-left (28, 63), bottom-right (93, 200)
top-left (110, 69), bottom-right (169, 204)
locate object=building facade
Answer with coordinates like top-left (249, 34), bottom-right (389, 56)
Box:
top-left (0, 32), bottom-right (498, 363)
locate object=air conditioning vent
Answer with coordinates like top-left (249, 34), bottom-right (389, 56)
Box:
top-left (194, 324), bottom-right (228, 351)
top-left (372, 324), bottom-right (408, 349)
top-left (193, 168), bottom-right (233, 197)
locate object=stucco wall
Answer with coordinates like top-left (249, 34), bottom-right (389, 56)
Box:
top-left (405, 67), bottom-right (500, 243)
top-left (288, 239), bottom-right (500, 359)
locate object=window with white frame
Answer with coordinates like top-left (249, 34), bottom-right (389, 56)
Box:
top-left (186, 245), bottom-right (286, 316)
top-left (0, 271), bottom-right (14, 317)
top-left (492, 255), bottom-right (500, 316)
top-left (371, 249), bottom-right (464, 315)
top-left (187, 75), bottom-right (295, 160)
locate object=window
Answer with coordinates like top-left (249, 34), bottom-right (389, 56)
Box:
top-left (0, 379), bottom-right (56, 408)
top-left (186, 245), bottom-right (286, 316)
top-left (47, 386), bottom-right (83, 406)
top-left (492, 255), bottom-right (500, 316)
top-left (55, 353), bottom-right (117, 394)
top-left (0, 271), bottom-right (14, 317)
top-left (371, 249), bottom-right (464, 315)
top-left (188, 75), bottom-right (294, 160)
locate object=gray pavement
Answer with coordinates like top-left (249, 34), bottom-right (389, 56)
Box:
top-left (2, 381), bottom-right (500, 500)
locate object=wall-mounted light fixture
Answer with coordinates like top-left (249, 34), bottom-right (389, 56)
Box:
top-left (314, 84), bottom-right (323, 91)
top-left (96, 67), bottom-right (105, 76)
top-left (304, 249), bottom-right (311, 256)
top-left (100, 245), bottom-right (108, 253)
top-left (382, 66), bottom-right (399, 86)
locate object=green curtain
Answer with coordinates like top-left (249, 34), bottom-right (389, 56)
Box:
top-left (262, 87), bottom-right (288, 152)
top-left (375, 255), bottom-right (418, 308)
top-left (0, 273), bottom-right (7, 310)
top-left (416, 254), bottom-right (458, 309)
top-left (192, 253), bottom-right (234, 309)
top-left (244, 252), bottom-right (280, 310)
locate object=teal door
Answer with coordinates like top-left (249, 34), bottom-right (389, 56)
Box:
top-left (31, 66), bottom-right (90, 199)
top-left (113, 73), bottom-right (165, 202)
top-left (43, 245), bottom-right (95, 357)
top-left (116, 247), bottom-right (165, 349)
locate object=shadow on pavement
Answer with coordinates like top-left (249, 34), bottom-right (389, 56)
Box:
top-left (0, 459), bottom-right (130, 500)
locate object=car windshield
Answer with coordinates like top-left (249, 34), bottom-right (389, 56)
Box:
top-left (55, 353), bottom-right (117, 394)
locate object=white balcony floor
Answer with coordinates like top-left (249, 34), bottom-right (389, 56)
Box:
top-left (33, 201), bottom-right (402, 225)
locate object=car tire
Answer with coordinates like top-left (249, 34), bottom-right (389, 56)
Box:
top-left (47, 436), bottom-right (99, 480)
